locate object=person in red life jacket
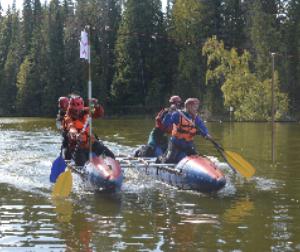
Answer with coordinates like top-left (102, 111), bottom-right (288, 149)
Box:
top-left (134, 95), bottom-right (182, 157)
top-left (56, 96), bottom-right (71, 159)
top-left (56, 96), bottom-right (69, 130)
top-left (162, 97), bottom-right (212, 164)
top-left (63, 95), bottom-right (114, 166)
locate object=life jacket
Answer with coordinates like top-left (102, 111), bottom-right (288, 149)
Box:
top-left (155, 109), bottom-right (172, 134)
top-left (64, 114), bottom-right (90, 149)
top-left (172, 112), bottom-right (197, 141)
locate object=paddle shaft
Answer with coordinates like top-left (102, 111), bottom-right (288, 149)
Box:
top-left (195, 126), bottom-right (237, 173)
top-left (200, 130), bottom-right (255, 177)
top-left (206, 137), bottom-right (237, 174)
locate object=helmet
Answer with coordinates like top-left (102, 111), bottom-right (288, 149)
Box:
top-left (69, 96), bottom-right (84, 118)
top-left (169, 95), bottom-right (182, 104)
top-left (184, 98), bottom-right (200, 107)
top-left (58, 97), bottom-right (69, 112)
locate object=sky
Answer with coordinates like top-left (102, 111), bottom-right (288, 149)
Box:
top-left (1, 0), bottom-right (46, 11)
top-left (2, 0), bottom-right (168, 12)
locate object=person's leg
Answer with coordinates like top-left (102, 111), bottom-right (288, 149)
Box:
top-left (186, 142), bottom-right (197, 156)
top-left (92, 141), bottom-right (115, 159)
top-left (163, 141), bottom-right (180, 163)
top-left (74, 149), bottom-right (88, 166)
top-left (155, 146), bottom-right (164, 157)
top-left (147, 128), bottom-right (156, 147)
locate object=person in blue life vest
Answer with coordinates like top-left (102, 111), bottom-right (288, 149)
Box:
top-left (134, 95), bottom-right (182, 157)
top-left (162, 98), bottom-right (212, 164)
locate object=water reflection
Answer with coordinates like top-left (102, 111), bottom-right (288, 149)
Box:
top-left (223, 198), bottom-right (254, 224)
top-left (52, 193), bottom-right (123, 251)
top-left (1, 118), bottom-right (300, 251)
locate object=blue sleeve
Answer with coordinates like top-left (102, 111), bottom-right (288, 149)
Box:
top-left (162, 112), bottom-right (172, 128)
top-left (195, 116), bottom-right (208, 136)
top-left (162, 111), bottom-right (180, 128)
top-left (171, 111), bottom-right (180, 125)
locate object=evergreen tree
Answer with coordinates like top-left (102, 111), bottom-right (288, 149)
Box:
top-left (43, 0), bottom-right (65, 115)
top-left (0, 8), bottom-right (14, 115)
top-left (87, 0), bottom-right (121, 105)
top-left (222, 0), bottom-right (246, 49)
top-left (285, 0), bottom-right (300, 114)
top-left (63, 0), bottom-right (83, 96)
top-left (1, 6), bottom-right (20, 114)
top-left (21, 0), bottom-right (33, 56)
top-left (170, 0), bottom-right (209, 107)
top-left (0, 2), bottom-right (2, 18)
top-left (112, 0), bottom-right (165, 110)
top-left (247, 0), bottom-right (281, 80)
top-left (16, 0), bottom-right (46, 115)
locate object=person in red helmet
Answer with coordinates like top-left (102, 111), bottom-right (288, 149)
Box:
top-left (134, 95), bottom-right (182, 157)
top-left (63, 95), bottom-right (114, 166)
top-left (162, 97), bottom-right (211, 163)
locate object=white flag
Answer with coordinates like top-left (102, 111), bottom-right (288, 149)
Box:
top-left (80, 30), bottom-right (89, 60)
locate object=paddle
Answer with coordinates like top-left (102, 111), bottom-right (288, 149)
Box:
top-left (52, 167), bottom-right (72, 198)
top-left (50, 154), bottom-right (67, 183)
top-left (208, 137), bottom-right (256, 178)
top-left (178, 110), bottom-right (256, 178)
top-left (51, 114), bottom-right (91, 197)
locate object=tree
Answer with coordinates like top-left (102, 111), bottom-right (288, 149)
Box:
top-left (0, 8), bottom-right (15, 115)
top-left (169, 0), bottom-right (213, 110)
top-left (1, 6), bottom-right (20, 114)
top-left (247, 0), bottom-right (281, 80)
top-left (284, 0), bottom-right (300, 114)
top-left (203, 36), bottom-right (288, 121)
top-left (112, 0), bottom-right (166, 110)
top-left (21, 0), bottom-right (33, 56)
top-left (222, 0), bottom-right (246, 49)
top-left (43, 0), bottom-right (65, 115)
top-left (16, 0), bottom-right (46, 115)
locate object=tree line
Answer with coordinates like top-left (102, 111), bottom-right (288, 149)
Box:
top-left (0, 0), bottom-right (299, 121)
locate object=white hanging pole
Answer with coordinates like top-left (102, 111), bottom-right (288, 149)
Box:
top-left (86, 25), bottom-right (93, 161)
top-left (80, 27), bottom-right (92, 161)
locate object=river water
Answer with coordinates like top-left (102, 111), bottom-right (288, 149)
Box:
top-left (0, 118), bottom-right (299, 251)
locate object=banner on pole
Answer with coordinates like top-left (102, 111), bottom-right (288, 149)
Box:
top-left (80, 30), bottom-right (89, 60)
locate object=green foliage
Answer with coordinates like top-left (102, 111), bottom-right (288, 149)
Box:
top-left (284, 0), bottom-right (300, 113)
top-left (112, 0), bottom-right (165, 107)
top-left (0, 6), bottom-right (20, 115)
top-left (248, 0), bottom-right (281, 80)
top-left (43, 0), bottom-right (65, 115)
top-left (203, 36), bottom-right (288, 121)
top-left (169, 0), bottom-right (209, 102)
top-left (0, 0), bottom-right (298, 119)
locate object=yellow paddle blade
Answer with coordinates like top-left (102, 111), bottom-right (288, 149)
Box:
top-left (52, 169), bottom-right (72, 198)
top-left (224, 151), bottom-right (256, 178)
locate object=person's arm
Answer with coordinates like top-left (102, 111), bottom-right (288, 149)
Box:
top-left (195, 116), bottom-right (210, 138)
top-left (163, 111), bottom-right (180, 128)
top-left (161, 112), bottom-right (171, 127)
top-left (93, 104), bottom-right (104, 118)
top-left (84, 98), bottom-right (104, 118)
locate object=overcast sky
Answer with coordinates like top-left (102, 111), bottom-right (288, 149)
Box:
top-left (2, 0), bottom-right (168, 12)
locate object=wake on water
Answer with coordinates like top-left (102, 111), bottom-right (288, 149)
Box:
top-left (0, 127), bottom-right (281, 198)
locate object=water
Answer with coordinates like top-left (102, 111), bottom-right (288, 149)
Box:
top-left (1, 118), bottom-right (300, 251)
